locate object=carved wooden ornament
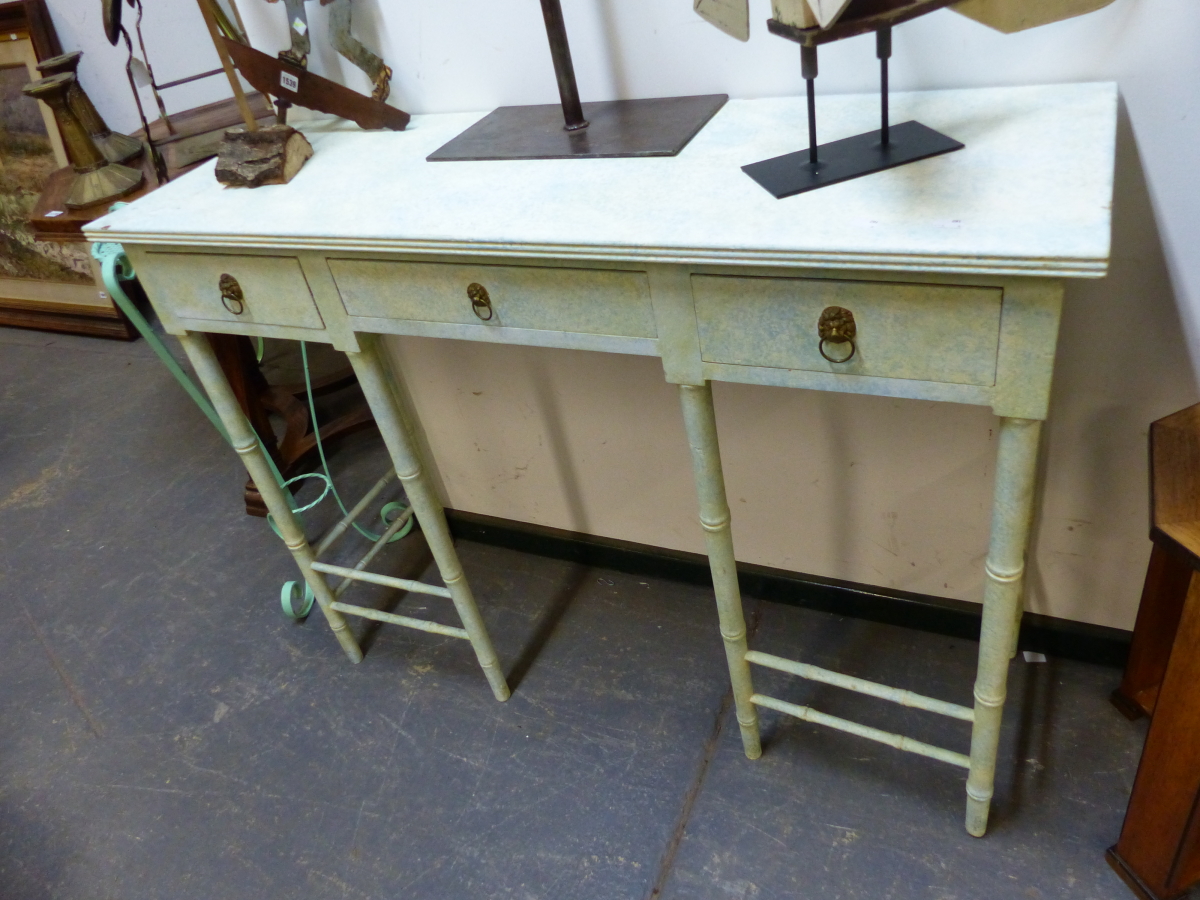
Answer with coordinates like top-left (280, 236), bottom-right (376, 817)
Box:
top-left (697, 0), bottom-right (1121, 38)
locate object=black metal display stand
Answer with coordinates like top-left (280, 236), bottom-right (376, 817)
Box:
top-left (428, 0), bottom-right (726, 162)
top-left (743, 25), bottom-right (963, 199)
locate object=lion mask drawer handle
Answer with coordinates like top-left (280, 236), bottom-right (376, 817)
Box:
top-left (818, 305), bottom-right (856, 363)
top-left (219, 273), bottom-right (245, 315)
top-left (467, 282), bottom-right (494, 321)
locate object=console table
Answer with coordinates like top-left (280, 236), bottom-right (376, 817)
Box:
top-left (86, 82), bottom-right (1117, 837)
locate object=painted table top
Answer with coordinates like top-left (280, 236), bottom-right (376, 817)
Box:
top-left (87, 82), bottom-right (1117, 278)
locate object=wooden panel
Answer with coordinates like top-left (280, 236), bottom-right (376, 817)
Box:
top-left (1111, 541), bottom-right (1192, 720)
top-left (0, 1), bottom-right (62, 59)
top-left (138, 252), bottom-right (325, 330)
top-left (0, 302), bottom-right (134, 339)
top-left (1114, 571), bottom-right (1200, 897)
top-left (692, 275), bottom-right (1002, 386)
top-left (329, 259), bottom-right (657, 339)
top-left (1152, 404), bottom-right (1200, 541)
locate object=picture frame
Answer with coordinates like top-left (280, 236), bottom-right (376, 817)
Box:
top-left (0, 0), bottom-right (138, 339)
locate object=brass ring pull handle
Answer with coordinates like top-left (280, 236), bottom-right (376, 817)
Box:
top-left (467, 282), bottom-right (494, 321)
top-left (817, 305), bottom-right (856, 364)
top-left (219, 273), bottom-right (245, 315)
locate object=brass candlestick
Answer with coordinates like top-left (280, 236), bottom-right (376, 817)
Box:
top-left (36, 51), bottom-right (143, 166)
top-left (22, 73), bottom-right (144, 209)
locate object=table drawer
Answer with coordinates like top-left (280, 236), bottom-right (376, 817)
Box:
top-left (328, 259), bottom-right (657, 339)
top-left (693, 275), bottom-right (1002, 386)
top-left (137, 252), bottom-right (325, 330)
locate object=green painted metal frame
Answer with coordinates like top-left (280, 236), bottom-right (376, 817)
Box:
top-left (93, 242), bottom-right (511, 700)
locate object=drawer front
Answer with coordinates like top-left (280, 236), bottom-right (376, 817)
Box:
top-left (328, 259), bottom-right (657, 339)
top-left (138, 252), bottom-right (325, 329)
top-left (693, 275), bottom-right (1002, 386)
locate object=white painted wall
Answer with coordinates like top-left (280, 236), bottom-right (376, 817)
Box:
top-left (45, 0), bottom-right (1200, 628)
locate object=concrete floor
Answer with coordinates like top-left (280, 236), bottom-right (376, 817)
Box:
top-left (0, 325), bottom-right (1150, 900)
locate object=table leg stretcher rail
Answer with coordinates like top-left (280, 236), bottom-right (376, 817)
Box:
top-left (749, 694), bottom-right (972, 769)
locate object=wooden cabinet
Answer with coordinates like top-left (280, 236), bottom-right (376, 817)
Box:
top-left (1108, 403), bottom-right (1200, 900)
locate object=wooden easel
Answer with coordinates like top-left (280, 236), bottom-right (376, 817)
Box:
top-left (194, 0), bottom-right (409, 132)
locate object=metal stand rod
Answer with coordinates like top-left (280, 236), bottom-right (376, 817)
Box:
top-left (877, 26), bottom-right (892, 146)
top-left (538, 0), bottom-right (588, 131)
top-left (802, 44), bottom-right (818, 164)
top-left (132, 0), bottom-right (174, 135)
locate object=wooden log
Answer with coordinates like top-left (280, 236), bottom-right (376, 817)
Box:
top-left (214, 124), bottom-right (313, 188)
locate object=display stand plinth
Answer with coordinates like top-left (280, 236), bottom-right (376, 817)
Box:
top-left (428, 94), bottom-right (727, 162)
top-left (430, 0), bottom-right (723, 162)
top-left (743, 120), bottom-right (962, 199)
top-left (744, 21), bottom-right (963, 199)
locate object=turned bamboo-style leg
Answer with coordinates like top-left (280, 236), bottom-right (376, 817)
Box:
top-left (679, 383), bottom-right (762, 759)
top-left (1008, 484), bottom-right (1040, 660)
top-left (178, 332), bottom-right (363, 663)
top-left (965, 416), bottom-right (1042, 836)
top-left (346, 336), bottom-right (511, 702)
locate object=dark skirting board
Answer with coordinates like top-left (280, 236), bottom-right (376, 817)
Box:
top-left (444, 508), bottom-right (1133, 668)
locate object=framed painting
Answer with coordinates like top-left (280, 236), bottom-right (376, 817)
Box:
top-left (0, 0), bottom-right (137, 339)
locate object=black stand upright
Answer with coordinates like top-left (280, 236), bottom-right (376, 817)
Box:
top-left (742, 26), bottom-right (964, 199)
top-left (428, 0), bottom-right (727, 162)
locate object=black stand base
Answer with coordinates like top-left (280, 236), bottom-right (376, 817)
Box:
top-left (742, 120), bottom-right (963, 199)
top-left (427, 94), bottom-right (727, 162)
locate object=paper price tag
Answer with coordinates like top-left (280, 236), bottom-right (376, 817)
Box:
top-left (291, 17), bottom-right (307, 35)
top-left (44, 210), bottom-right (64, 218)
top-left (280, 71), bottom-right (300, 93)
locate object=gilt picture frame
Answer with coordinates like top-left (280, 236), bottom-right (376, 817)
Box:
top-left (0, 0), bottom-right (136, 339)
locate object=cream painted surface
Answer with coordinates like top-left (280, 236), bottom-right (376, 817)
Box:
top-left (380, 113), bottom-right (1194, 631)
top-left (88, 86), bottom-right (1115, 277)
top-left (382, 114), bottom-right (1190, 634)
top-left (137, 252), bottom-right (325, 330)
top-left (693, 275), bottom-right (1002, 385)
top-left (61, 0), bottom-right (1200, 631)
top-left (329, 259), bottom-right (656, 337)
